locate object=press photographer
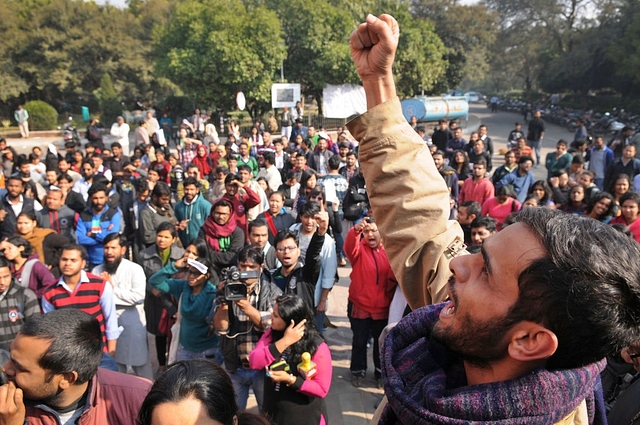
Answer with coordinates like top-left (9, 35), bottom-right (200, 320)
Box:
top-left (212, 245), bottom-right (282, 411)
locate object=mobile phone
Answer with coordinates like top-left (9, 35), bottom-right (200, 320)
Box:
top-left (269, 360), bottom-right (290, 372)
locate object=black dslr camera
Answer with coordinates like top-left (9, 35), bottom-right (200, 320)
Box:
top-left (220, 266), bottom-right (259, 301)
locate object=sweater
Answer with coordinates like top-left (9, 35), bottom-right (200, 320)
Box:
top-left (149, 262), bottom-right (218, 352)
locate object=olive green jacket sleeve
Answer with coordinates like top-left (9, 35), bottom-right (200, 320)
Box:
top-left (347, 97), bottom-right (465, 309)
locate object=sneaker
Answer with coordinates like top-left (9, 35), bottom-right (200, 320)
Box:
top-left (376, 378), bottom-right (383, 389)
top-left (351, 375), bottom-right (363, 387)
top-left (338, 258), bottom-right (347, 267)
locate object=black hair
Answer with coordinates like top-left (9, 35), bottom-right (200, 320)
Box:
top-left (272, 295), bottom-right (322, 365)
top-left (20, 309), bottom-right (102, 384)
top-left (529, 180), bottom-right (553, 204)
top-left (620, 191), bottom-right (640, 207)
top-left (459, 201), bottom-right (481, 217)
top-left (328, 155), bottom-right (341, 171)
top-left (182, 177), bottom-right (199, 189)
top-left (5, 236), bottom-right (33, 258)
top-left (92, 174), bottom-right (109, 187)
top-left (156, 221), bottom-right (177, 237)
top-left (61, 243), bottom-right (88, 261)
top-left (299, 201), bottom-right (320, 218)
top-left (57, 173), bottom-right (73, 183)
top-left (103, 232), bottom-right (125, 246)
top-left (524, 194), bottom-right (541, 205)
top-left (248, 218), bottom-right (268, 234)
top-left (274, 230), bottom-right (299, 248)
top-left (609, 174), bottom-right (631, 195)
top-left (152, 181), bottom-right (172, 198)
top-left (6, 175), bottom-right (24, 186)
top-left (87, 183), bottom-right (108, 198)
top-left (134, 177), bottom-right (149, 193)
top-left (518, 155), bottom-right (534, 165)
top-left (0, 257), bottom-right (10, 270)
top-left (432, 150), bottom-right (446, 158)
top-left (237, 245), bottom-right (264, 266)
top-left (224, 174), bottom-right (242, 185)
top-left (214, 199), bottom-right (233, 213)
top-left (470, 216), bottom-right (497, 233)
top-left (552, 168), bottom-right (569, 178)
top-left (512, 207), bottom-right (640, 369)
top-left (496, 185), bottom-right (516, 198)
top-left (137, 360), bottom-right (250, 425)
top-left (585, 191), bottom-right (616, 217)
top-left (81, 158), bottom-right (95, 169)
top-left (237, 164), bottom-right (252, 173)
top-left (611, 223), bottom-right (634, 239)
top-left (571, 155), bottom-right (585, 165)
top-left (185, 238), bottom-right (213, 262)
top-left (17, 211), bottom-right (37, 223)
top-left (263, 152), bottom-right (275, 165)
top-left (299, 170), bottom-right (317, 192)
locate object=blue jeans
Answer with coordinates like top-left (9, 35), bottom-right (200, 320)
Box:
top-left (527, 139), bottom-right (542, 165)
top-left (177, 345), bottom-right (223, 365)
top-left (226, 366), bottom-right (265, 411)
top-left (594, 178), bottom-right (605, 191)
top-left (315, 311), bottom-right (325, 336)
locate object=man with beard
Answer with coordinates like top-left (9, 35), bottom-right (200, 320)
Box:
top-left (0, 309), bottom-right (151, 424)
top-left (347, 14), bottom-right (640, 424)
top-left (0, 177), bottom-right (38, 240)
top-left (92, 233), bottom-right (152, 380)
top-left (431, 150), bottom-right (459, 201)
top-left (76, 184), bottom-right (121, 269)
top-left (138, 182), bottom-right (175, 249)
top-left (175, 177), bottom-right (212, 247)
top-left (247, 218), bottom-right (280, 270)
top-left (72, 158), bottom-right (97, 202)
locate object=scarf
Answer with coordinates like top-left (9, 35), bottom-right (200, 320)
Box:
top-left (192, 146), bottom-right (213, 177)
top-left (380, 303), bottom-right (607, 425)
top-left (201, 200), bottom-right (237, 252)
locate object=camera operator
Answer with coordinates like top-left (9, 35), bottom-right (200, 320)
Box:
top-left (212, 245), bottom-right (282, 412)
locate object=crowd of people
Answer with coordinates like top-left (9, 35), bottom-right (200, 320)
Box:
top-left (1, 11), bottom-right (640, 425)
top-left (0, 94), bottom-right (395, 424)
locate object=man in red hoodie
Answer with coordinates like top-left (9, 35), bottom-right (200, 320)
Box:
top-left (345, 217), bottom-right (396, 388)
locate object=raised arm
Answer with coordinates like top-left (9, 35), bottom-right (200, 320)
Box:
top-left (346, 14), bottom-right (463, 309)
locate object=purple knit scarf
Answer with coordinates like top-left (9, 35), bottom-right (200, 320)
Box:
top-left (380, 303), bottom-right (607, 424)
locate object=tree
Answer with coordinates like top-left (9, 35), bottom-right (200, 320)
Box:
top-left (154, 0), bottom-right (286, 117)
top-left (411, 0), bottom-right (498, 91)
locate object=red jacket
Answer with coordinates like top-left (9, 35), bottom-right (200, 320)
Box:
top-left (26, 368), bottom-right (152, 425)
top-left (345, 227), bottom-right (396, 317)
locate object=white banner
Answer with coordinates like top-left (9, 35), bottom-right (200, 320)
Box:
top-left (322, 84), bottom-right (367, 118)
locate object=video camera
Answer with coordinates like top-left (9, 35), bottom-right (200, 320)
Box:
top-left (220, 266), bottom-right (260, 301)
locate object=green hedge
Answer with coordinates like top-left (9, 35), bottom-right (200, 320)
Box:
top-left (23, 100), bottom-right (58, 130)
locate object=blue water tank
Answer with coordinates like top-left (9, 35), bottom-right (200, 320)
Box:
top-left (401, 96), bottom-right (469, 122)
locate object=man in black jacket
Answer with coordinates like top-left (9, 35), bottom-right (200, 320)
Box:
top-left (271, 206), bottom-right (328, 312)
top-left (0, 176), bottom-right (37, 239)
top-left (214, 245), bottom-right (282, 411)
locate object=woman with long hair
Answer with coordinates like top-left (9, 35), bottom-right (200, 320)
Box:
top-left (609, 174), bottom-right (631, 214)
top-left (481, 185), bottom-right (521, 229)
top-left (15, 211), bottom-right (69, 271)
top-left (451, 149), bottom-right (470, 187)
top-left (294, 170), bottom-right (318, 213)
top-left (560, 185), bottom-right (587, 215)
top-left (1, 236), bottom-right (55, 300)
top-left (528, 180), bottom-right (556, 209)
top-left (249, 295), bottom-right (332, 425)
top-left (586, 191), bottom-right (616, 223)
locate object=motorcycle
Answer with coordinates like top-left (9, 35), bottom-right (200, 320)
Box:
top-left (62, 117), bottom-right (81, 147)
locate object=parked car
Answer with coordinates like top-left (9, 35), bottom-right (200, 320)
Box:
top-left (465, 91), bottom-right (485, 103)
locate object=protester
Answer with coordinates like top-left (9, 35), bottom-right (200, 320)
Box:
top-left (249, 295), bottom-right (332, 425)
top-left (346, 14), bottom-right (640, 424)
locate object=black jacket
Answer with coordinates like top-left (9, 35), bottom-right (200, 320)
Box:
top-left (0, 196), bottom-right (35, 239)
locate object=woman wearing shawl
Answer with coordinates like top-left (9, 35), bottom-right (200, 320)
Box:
top-left (192, 145), bottom-right (214, 182)
top-left (196, 199), bottom-right (245, 283)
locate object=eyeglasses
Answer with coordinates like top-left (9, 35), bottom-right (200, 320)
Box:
top-left (276, 246), bottom-right (297, 253)
top-left (628, 349), bottom-right (640, 359)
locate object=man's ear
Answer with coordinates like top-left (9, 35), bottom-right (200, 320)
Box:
top-left (507, 321), bottom-right (558, 363)
top-left (59, 371), bottom-right (79, 389)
